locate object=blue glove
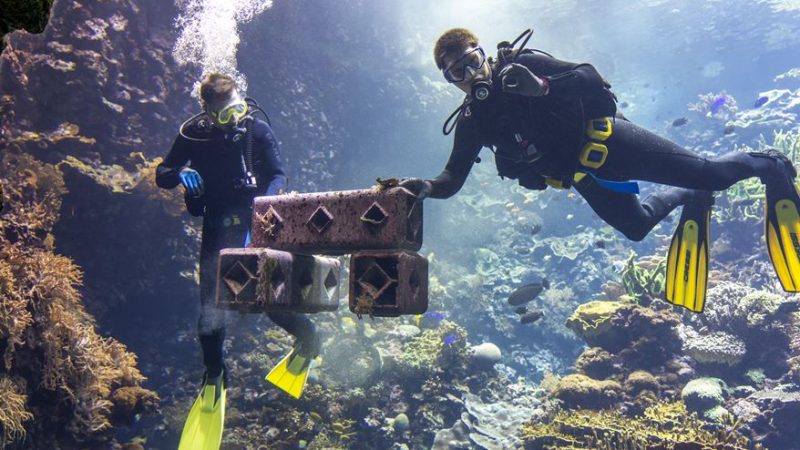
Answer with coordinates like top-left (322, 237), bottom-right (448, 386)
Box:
top-left (179, 168), bottom-right (204, 197)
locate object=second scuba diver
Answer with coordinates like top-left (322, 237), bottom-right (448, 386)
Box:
top-left (156, 73), bottom-right (321, 450)
top-left (399, 28), bottom-right (800, 313)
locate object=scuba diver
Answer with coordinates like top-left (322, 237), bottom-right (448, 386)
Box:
top-left (156, 73), bottom-right (321, 450)
top-left (399, 28), bottom-right (800, 313)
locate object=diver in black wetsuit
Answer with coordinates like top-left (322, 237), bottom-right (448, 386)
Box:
top-left (399, 28), bottom-right (800, 313)
top-left (399, 28), bottom-right (794, 241)
top-left (156, 73), bottom-right (319, 447)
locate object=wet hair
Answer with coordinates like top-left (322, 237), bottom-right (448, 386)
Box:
top-left (199, 73), bottom-right (237, 108)
top-left (433, 28), bottom-right (480, 70)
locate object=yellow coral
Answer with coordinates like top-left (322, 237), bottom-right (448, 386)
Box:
top-left (565, 301), bottom-right (627, 338)
top-left (521, 401), bottom-right (751, 449)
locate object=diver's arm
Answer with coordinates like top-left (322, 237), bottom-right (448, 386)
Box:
top-left (254, 120), bottom-right (288, 196)
top-left (156, 136), bottom-right (191, 189)
top-left (428, 119), bottom-right (483, 199)
top-left (518, 53), bottom-right (609, 98)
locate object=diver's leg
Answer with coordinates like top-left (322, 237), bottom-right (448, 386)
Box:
top-left (198, 215), bottom-right (227, 377)
top-left (196, 208), bottom-right (252, 377)
top-left (597, 119), bottom-right (786, 189)
top-left (574, 176), bottom-right (698, 241)
top-left (267, 311), bottom-right (320, 355)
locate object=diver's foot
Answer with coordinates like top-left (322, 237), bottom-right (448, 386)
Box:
top-left (203, 364), bottom-right (227, 389)
top-left (296, 332), bottom-right (322, 359)
top-left (689, 189), bottom-right (715, 208)
top-left (752, 149), bottom-right (797, 184)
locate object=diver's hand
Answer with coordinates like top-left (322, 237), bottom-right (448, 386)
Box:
top-left (179, 168), bottom-right (205, 197)
top-left (398, 177), bottom-right (433, 200)
top-left (500, 63), bottom-right (549, 97)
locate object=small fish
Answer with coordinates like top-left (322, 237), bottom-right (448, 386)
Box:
top-left (428, 311), bottom-right (446, 320)
top-left (709, 95), bottom-right (727, 114)
top-left (567, 192), bottom-right (577, 199)
top-left (514, 306), bottom-right (528, 315)
top-left (508, 279), bottom-right (550, 306)
top-left (754, 96), bottom-right (768, 108)
top-left (531, 223), bottom-right (542, 235)
top-left (418, 311), bottom-right (446, 327)
top-left (443, 333), bottom-right (457, 344)
top-left (723, 125), bottom-right (736, 135)
top-left (520, 310), bottom-right (544, 324)
top-left (672, 117), bottom-right (688, 127)
top-left (341, 316), bottom-right (357, 334)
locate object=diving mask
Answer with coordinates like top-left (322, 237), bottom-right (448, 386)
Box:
top-left (442, 46), bottom-right (487, 83)
top-left (209, 98), bottom-right (249, 126)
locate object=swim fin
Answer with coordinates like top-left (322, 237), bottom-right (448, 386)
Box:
top-left (763, 153), bottom-right (800, 291)
top-left (665, 190), bottom-right (713, 313)
top-left (266, 346), bottom-right (313, 399)
top-left (178, 372), bottom-right (226, 450)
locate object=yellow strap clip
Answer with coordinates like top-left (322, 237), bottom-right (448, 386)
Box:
top-left (578, 142), bottom-right (609, 170)
top-left (586, 117), bottom-right (613, 141)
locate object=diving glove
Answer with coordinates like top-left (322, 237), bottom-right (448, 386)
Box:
top-left (398, 177), bottom-right (433, 200)
top-left (180, 168), bottom-right (205, 197)
top-left (499, 63), bottom-right (549, 97)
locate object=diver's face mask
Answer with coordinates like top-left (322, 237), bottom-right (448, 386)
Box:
top-left (442, 46), bottom-right (492, 100)
top-left (207, 95), bottom-right (249, 129)
top-left (442, 46), bottom-right (487, 83)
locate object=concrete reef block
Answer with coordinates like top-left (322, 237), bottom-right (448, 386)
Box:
top-left (349, 250), bottom-right (428, 317)
top-left (216, 248), bottom-right (340, 313)
top-left (251, 187), bottom-right (423, 254)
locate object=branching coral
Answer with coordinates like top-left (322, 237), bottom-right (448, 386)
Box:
top-left (521, 401), bottom-right (752, 449)
top-left (620, 252), bottom-right (665, 304)
top-left (0, 376), bottom-right (33, 447)
top-left (395, 321), bottom-right (469, 379)
top-left (0, 149), bottom-right (158, 444)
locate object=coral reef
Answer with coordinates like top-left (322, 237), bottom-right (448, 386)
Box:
top-left (521, 401), bottom-right (751, 449)
top-left (566, 300), bottom-right (682, 362)
top-left (681, 329), bottom-right (748, 366)
top-left (681, 377), bottom-right (729, 421)
top-left (0, 149), bottom-right (158, 446)
top-left (551, 374), bottom-right (622, 409)
top-left (574, 347), bottom-right (616, 379)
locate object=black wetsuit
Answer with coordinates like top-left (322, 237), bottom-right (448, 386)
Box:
top-left (430, 52), bottom-right (781, 241)
top-left (156, 118), bottom-right (316, 377)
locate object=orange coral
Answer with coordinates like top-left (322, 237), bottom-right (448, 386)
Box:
top-left (0, 148), bottom-right (158, 443)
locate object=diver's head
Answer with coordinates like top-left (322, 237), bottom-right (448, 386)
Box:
top-left (199, 73), bottom-right (249, 129)
top-left (434, 28), bottom-right (491, 95)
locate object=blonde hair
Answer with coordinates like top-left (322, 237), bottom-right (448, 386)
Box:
top-left (433, 28), bottom-right (480, 69)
